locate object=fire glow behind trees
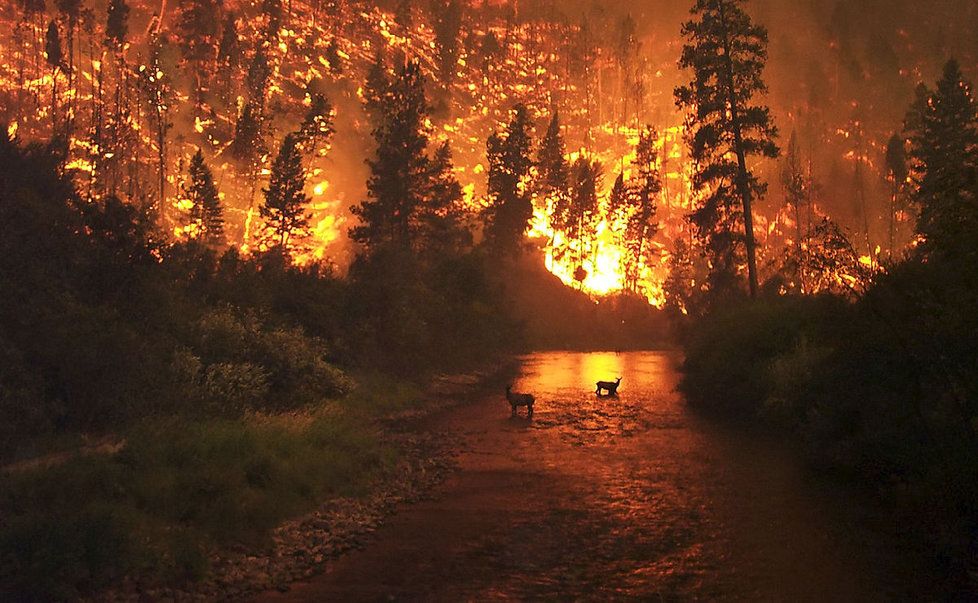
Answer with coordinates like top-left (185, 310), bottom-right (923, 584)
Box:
top-left (1, 0), bottom-right (977, 304)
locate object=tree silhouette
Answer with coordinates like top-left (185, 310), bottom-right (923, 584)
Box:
top-left (675, 0), bottom-right (779, 299)
top-left (537, 111), bottom-right (571, 238)
top-left (261, 133), bottom-right (311, 254)
top-left (296, 92), bottom-right (335, 156)
top-left (351, 61), bottom-right (431, 252)
top-left (433, 0), bottom-right (463, 85)
top-left (105, 0), bottom-right (129, 49)
top-left (484, 104), bottom-right (534, 256)
top-left (905, 59), bottom-right (978, 260)
top-left (884, 132), bottom-right (908, 259)
top-left (186, 149), bottom-right (225, 248)
top-left (44, 20), bottom-right (63, 136)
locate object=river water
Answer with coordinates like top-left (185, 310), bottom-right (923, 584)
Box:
top-left (263, 351), bottom-right (942, 601)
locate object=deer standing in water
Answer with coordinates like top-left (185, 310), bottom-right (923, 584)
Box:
top-left (506, 385), bottom-right (535, 418)
top-left (596, 377), bottom-right (622, 396)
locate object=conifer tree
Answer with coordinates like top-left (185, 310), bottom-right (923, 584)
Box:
top-left (675, 0), bottom-right (779, 298)
top-left (296, 92), bottom-right (335, 155)
top-left (419, 141), bottom-right (471, 255)
top-left (904, 59), bottom-right (978, 259)
top-left (433, 0), bottom-right (463, 84)
top-left (663, 237), bottom-right (695, 322)
top-left (325, 39), bottom-right (343, 75)
top-left (780, 131), bottom-right (809, 256)
top-left (187, 149), bottom-right (224, 247)
top-left (567, 156), bottom-right (602, 280)
top-left (620, 127), bottom-right (661, 290)
top-left (537, 111), bottom-right (571, 234)
top-left (351, 61), bottom-right (432, 251)
top-left (45, 20), bottom-right (64, 135)
top-left (229, 101), bottom-right (265, 164)
top-left (247, 45), bottom-right (272, 109)
top-left (217, 13), bottom-right (241, 70)
top-left (178, 0), bottom-right (219, 108)
top-left (105, 0), bottom-right (129, 49)
top-left (484, 104), bottom-right (534, 255)
top-left (186, 149), bottom-right (225, 247)
top-left (261, 133), bottom-right (311, 253)
top-left (884, 132), bottom-right (908, 258)
top-left (362, 50), bottom-right (390, 125)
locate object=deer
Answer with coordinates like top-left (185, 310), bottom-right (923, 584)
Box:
top-left (505, 385), bottom-right (535, 418)
top-left (596, 377), bottom-right (622, 396)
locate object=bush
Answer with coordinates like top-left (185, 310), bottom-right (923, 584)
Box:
top-left (0, 413), bottom-right (393, 600)
top-left (680, 294), bottom-right (846, 417)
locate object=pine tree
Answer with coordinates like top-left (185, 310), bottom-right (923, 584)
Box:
top-left (45, 20), bottom-right (64, 135)
top-left (419, 141), bottom-right (471, 255)
top-left (217, 14), bottom-right (240, 69)
top-left (105, 0), bottom-right (129, 49)
top-left (261, 133), bottom-right (311, 253)
top-left (675, 0), bottom-right (779, 299)
top-left (537, 111), bottom-right (571, 234)
top-left (484, 104), bottom-right (534, 256)
top-left (186, 149), bottom-right (225, 247)
top-left (884, 132), bottom-right (908, 259)
top-left (229, 101), bottom-right (265, 165)
top-left (395, 0), bottom-right (413, 30)
top-left (351, 61), bottom-right (432, 251)
top-left (780, 131), bottom-right (808, 257)
top-left (663, 237), bottom-right (695, 322)
top-left (433, 0), bottom-right (463, 84)
top-left (362, 50), bottom-right (390, 125)
top-left (296, 92), bottom-right (335, 155)
top-left (138, 33), bottom-right (172, 219)
top-left (178, 0), bottom-right (219, 108)
top-left (620, 127), bottom-right (661, 291)
top-left (905, 59), bottom-right (978, 259)
top-left (325, 39), bottom-right (343, 75)
top-left (567, 156), bottom-right (602, 280)
top-left (247, 45), bottom-right (272, 109)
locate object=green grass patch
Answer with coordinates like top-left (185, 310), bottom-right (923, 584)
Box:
top-left (0, 410), bottom-right (394, 600)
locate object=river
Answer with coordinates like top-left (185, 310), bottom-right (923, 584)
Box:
top-left (260, 351), bottom-right (942, 600)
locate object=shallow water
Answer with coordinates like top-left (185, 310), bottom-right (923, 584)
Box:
top-left (262, 351), bottom-right (943, 601)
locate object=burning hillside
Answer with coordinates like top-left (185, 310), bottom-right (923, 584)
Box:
top-left (1, 0), bottom-right (976, 304)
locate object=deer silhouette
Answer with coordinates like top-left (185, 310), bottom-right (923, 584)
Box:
top-left (596, 377), bottom-right (622, 396)
top-left (506, 385), bottom-right (535, 418)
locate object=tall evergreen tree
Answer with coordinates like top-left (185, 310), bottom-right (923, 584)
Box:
top-left (362, 50), bottom-right (390, 125)
top-left (904, 59), bottom-right (978, 259)
top-left (433, 0), bottom-right (463, 84)
top-left (567, 156), bottom-right (602, 279)
top-left (186, 149), bottom-right (225, 247)
top-left (537, 111), bottom-right (571, 234)
top-left (296, 92), bottom-right (335, 155)
top-left (261, 133), bottom-right (311, 253)
top-left (621, 127), bottom-right (661, 290)
top-left (217, 13), bottom-right (240, 69)
top-left (675, 0), bottom-right (779, 299)
top-left (247, 45), bottom-right (272, 110)
top-left (350, 60), bottom-right (431, 251)
top-left (229, 101), bottom-right (265, 165)
top-left (484, 104), bottom-right (534, 255)
top-left (884, 132), bottom-right (908, 258)
top-left (780, 131), bottom-right (809, 256)
top-left (105, 0), bottom-right (129, 49)
top-left (178, 0), bottom-right (219, 108)
top-left (419, 141), bottom-right (471, 255)
top-left (44, 20), bottom-right (64, 135)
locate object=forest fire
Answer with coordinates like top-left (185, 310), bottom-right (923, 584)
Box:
top-left (3, 1), bottom-right (978, 600)
top-left (0, 0), bottom-right (948, 307)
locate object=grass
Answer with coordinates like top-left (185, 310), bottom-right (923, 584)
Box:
top-left (0, 407), bottom-right (396, 600)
